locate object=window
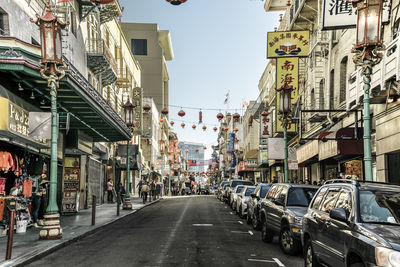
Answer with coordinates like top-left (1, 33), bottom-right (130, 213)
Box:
top-left (0, 8), bottom-right (9, 36)
top-left (70, 11), bottom-right (77, 37)
top-left (311, 187), bottom-right (328, 210)
top-left (287, 187), bottom-right (317, 207)
top-left (329, 69), bottom-right (335, 109)
top-left (131, 39), bottom-right (147, 55)
top-left (320, 188), bottom-right (340, 213)
top-left (276, 186), bottom-right (288, 205)
top-left (254, 187), bottom-right (260, 197)
top-left (387, 151), bottom-right (400, 184)
top-left (310, 89), bottom-right (315, 110)
top-left (319, 79), bottom-right (325, 110)
top-left (335, 189), bottom-right (352, 215)
top-left (260, 185), bottom-right (271, 198)
top-left (340, 57), bottom-right (348, 104)
top-left (267, 185), bottom-right (280, 201)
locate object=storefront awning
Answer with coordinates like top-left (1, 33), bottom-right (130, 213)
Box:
top-left (319, 128), bottom-right (363, 161)
top-left (0, 38), bottom-right (131, 142)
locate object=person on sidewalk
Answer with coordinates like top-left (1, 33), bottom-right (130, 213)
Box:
top-left (106, 179), bottom-right (114, 203)
top-left (141, 182), bottom-right (149, 203)
top-left (118, 182), bottom-right (126, 203)
top-left (150, 180), bottom-right (156, 201)
top-left (137, 179), bottom-right (143, 198)
top-left (156, 180), bottom-right (162, 199)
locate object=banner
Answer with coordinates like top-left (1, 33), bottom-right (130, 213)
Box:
top-left (267, 31), bottom-right (310, 58)
top-left (322, 0), bottom-right (356, 30)
top-left (132, 87), bottom-right (143, 135)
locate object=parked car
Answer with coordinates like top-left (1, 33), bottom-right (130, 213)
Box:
top-left (218, 181), bottom-right (230, 201)
top-left (227, 179), bottom-right (254, 206)
top-left (302, 179), bottom-right (400, 267)
top-left (230, 185), bottom-right (246, 209)
top-left (209, 185), bottom-right (218, 195)
top-left (260, 183), bottom-right (318, 255)
top-left (236, 185), bottom-right (256, 218)
top-left (247, 183), bottom-right (271, 229)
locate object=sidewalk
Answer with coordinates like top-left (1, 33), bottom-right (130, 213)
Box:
top-left (0, 197), bottom-right (161, 267)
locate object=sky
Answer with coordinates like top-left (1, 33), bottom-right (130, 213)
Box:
top-left (120, 0), bottom-right (281, 159)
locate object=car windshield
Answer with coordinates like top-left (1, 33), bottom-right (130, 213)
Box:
top-left (235, 186), bottom-right (244, 193)
top-left (231, 180), bottom-right (253, 188)
top-left (220, 181), bottom-right (229, 187)
top-left (287, 187), bottom-right (317, 207)
top-left (245, 187), bottom-right (255, 196)
top-left (359, 190), bottom-right (400, 225)
top-left (260, 185), bottom-right (270, 198)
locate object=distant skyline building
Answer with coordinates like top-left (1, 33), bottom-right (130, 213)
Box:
top-left (178, 141), bottom-right (205, 173)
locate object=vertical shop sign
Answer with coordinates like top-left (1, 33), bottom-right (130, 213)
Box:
top-left (8, 101), bottom-right (29, 137)
top-left (132, 87), bottom-right (143, 135)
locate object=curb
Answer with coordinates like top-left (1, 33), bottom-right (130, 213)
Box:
top-left (2, 198), bottom-right (162, 267)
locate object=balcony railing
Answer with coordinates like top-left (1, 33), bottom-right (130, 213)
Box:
top-left (346, 36), bottom-right (400, 110)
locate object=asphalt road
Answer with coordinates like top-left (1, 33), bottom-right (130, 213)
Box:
top-left (27, 196), bottom-right (303, 267)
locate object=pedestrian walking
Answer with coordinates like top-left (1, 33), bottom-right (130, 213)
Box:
top-left (141, 182), bottom-right (150, 203)
top-left (118, 182), bottom-right (126, 202)
top-left (137, 179), bottom-right (143, 198)
top-left (156, 180), bottom-right (162, 199)
top-left (150, 180), bottom-right (156, 201)
top-left (106, 179), bottom-right (114, 203)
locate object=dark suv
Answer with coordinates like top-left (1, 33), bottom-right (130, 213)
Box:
top-left (302, 179), bottom-right (400, 267)
top-left (260, 183), bottom-right (318, 255)
top-left (247, 183), bottom-right (271, 230)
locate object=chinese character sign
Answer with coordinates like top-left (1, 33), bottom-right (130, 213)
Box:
top-left (322, 0), bottom-right (356, 30)
top-left (267, 31), bottom-right (310, 58)
top-left (276, 57), bottom-right (298, 105)
top-left (261, 112), bottom-right (272, 139)
top-left (132, 87), bottom-right (143, 135)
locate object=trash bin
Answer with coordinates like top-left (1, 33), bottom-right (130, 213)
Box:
top-left (16, 220), bottom-right (28, 233)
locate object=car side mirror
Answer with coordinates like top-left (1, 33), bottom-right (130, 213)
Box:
top-left (330, 208), bottom-right (348, 222)
top-left (274, 198), bottom-right (284, 206)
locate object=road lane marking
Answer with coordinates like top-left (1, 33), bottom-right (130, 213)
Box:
top-left (230, 212), bottom-right (233, 215)
top-left (238, 220), bottom-right (243, 225)
top-left (273, 258), bottom-right (285, 267)
top-left (248, 259), bottom-right (276, 263)
top-left (192, 224), bottom-right (213, 226)
top-left (231, 231), bottom-right (251, 234)
top-left (248, 230), bottom-right (254, 235)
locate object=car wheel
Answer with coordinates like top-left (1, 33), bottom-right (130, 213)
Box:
top-left (252, 212), bottom-right (260, 230)
top-left (261, 218), bottom-right (273, 243)
top-left (246, 212), bottom-right (252, 224)
top-left (279, 226), bottom-right (301, 255)
top-left (304, 238), bottom-right (319, 267)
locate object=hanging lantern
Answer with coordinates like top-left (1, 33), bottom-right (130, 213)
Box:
top-left (143, 104), bottom-right (151, 112)
top-left (195, 149), bottom-right (199, 152)
top-left (276, 82), bottom-right (294, 115)
top-left (192, 125), bottom-right (197, 130)
top-left (202, 125), bottom-right (207, 131)
top-left (199, 111), bottom-right (203, 124)
top-left (161, 108), bottom-right (169, 116)
top-left (351, 0), bottom-right (382, 50)
top-left (211, 145), bottom-right (215, 149)
top-left (249, 115), bottom-right (253, 126)
top-left (170, 121), bottom-right (175, 126)
top-left (203, 146), bottom-right (207, 150)
top-left (217, 113), bottom-right (224, 121)
top-left (233, 113), bottom-right (240, 120)
top-left (234, 128), bottom-right (239, 132)
top-left (181, 122), bottom-right (186, 128)
top-left (224, 127), bottom-right (228, 131)
top-left (160, 119), bottom-right (164, 123)
top-left (213, 127), bottom-right (218, 132)
top-left (178, 109), bottom-right (186, 117)
top-left (261, 111), bottom-right (269, 117)
top-left (122, 96), bottom-right (134, 128)
top-left (185, 149), bottom-right (189, 154)
top-left (166, 0), bottom-right (187, 5)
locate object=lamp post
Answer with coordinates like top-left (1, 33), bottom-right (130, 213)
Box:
top-left (122, 96), bottom-right (134, 209)
top-left (31, 0), bottom-right (66, 240)
top-left (350, 0), bottom-right (383, 181)
top-left (277, 82), bottom-right (293, 183)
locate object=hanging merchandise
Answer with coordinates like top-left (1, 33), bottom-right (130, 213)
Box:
top-left (178, 109), bottom-right (185, 117)
top-left (22, 178), bottom-right (33, 198)
top-left (199, 111), bottom-right (203, 124)
top-left (0, 151), bottom-right (14, 173)
top-left (181, 122), bottom-right (185, 129)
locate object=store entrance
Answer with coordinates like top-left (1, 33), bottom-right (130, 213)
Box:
top-left (387, 151), bottom-right (400, 184)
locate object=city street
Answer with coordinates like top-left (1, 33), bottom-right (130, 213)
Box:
top-left (26, 196), bottom-right (302, 267)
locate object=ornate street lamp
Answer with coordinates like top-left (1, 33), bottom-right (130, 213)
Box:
top-left (166, 0), bottom-right (187, 5)
top-left (121, 97), bottom-right (135, 210)
top-left (350, 0), bottom-right (383, 181)
top-left (31, 0), bottom-right (67, 240)
top-left (276, 82), bottom-right (294, 183)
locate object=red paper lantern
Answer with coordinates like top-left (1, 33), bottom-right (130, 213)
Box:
top-left (178, 110), bottom-right (186, 117)
top-left (185, 149), bottom-right (189, 153)
top-left (202, 125), bottom-right (207, 131)
top-left (160, 119), bottom-right (164, 123)
top-left (249, 115), bottom-right (253, 126)
top-left (234, 128), bottom-right (239, 132)
top-left (261, 111), bottom-right (269, 117)
top-left (166, 0), bottom-right (187, 5)
top-left (203, 146), bottom-right (207, 150)
top-left (217, 113), bottom-right (224, 121)
top-left (213, 127), bottom-right (218, 132)
top-left (224, 127), bottom-right (228, 131)
top-left (181, 122), bottom-right (185, 128)
top-left (195, 149), bottom-right (199, 152)
top-left (170, 121), bottom-right (175, 126)
top-left (161, 109), bottom-right (169, 115)
top-left (211, 145), bottom-right (215, 149)
top-left (192, 125), bottom-right (197, 130)
top-left (143, 105), bottom-right (151, 112)
top-left (233, 113), bottom-right (240, 119)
